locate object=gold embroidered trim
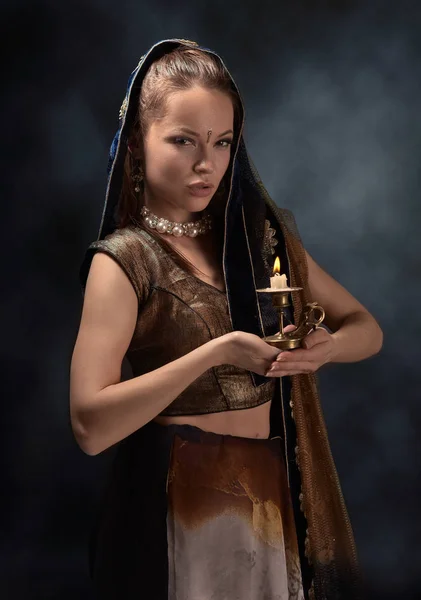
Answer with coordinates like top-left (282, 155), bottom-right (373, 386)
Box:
top-left (119, 96), bottom-right (128, 121)
top-left (262, 218), bottom-right (279, 273)
top-left (264, 218), bottom-right (278, 255)
top-left (178, 38), bottom-right (199, 46)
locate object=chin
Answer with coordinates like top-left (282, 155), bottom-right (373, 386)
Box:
top-left (184, 199), bottom-right (212, 214)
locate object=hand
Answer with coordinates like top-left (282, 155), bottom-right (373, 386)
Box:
top-left (217, 330), bottom-right (281, 376)
top-left (265, 325), bottom-right (336, 377)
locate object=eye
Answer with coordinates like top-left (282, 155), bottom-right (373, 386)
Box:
top-left (173, 137), bottom-right (194, 146)
top-left (218, 139), bottom-right (233, 148)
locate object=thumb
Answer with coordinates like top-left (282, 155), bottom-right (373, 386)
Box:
top-left (302, 329), bottom-right (324, 348)
top-left (302, 336), bottom-right (312, 349)
top-left (277, 324), bottom-right (297, 334)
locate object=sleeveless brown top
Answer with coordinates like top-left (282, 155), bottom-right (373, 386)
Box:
top-left (83, 224), bottom-right (276, 416)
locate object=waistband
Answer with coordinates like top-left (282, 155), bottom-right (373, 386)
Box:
top-left (151, 419), bottom-right (283, 450)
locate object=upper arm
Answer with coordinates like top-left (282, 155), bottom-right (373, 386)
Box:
top-left (70, 252), bottom-right (138, 419)
top-left (305, 249), bottom-right (369, 332)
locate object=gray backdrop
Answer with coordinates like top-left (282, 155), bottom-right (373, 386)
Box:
top-left (2, 0), bottom-right (420, 598)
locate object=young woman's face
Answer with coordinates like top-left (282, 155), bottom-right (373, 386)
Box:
top-left (142, 86), bottom-right (235, 221)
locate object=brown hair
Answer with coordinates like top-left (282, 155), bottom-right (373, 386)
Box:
top-left (116, 46), bottom-right (242, 277)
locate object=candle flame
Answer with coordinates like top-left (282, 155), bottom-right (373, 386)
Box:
top-left (273, 256), bottom-right (281, 274)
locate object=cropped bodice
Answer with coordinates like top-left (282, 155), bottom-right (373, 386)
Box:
top-left (81, 224), bottom-right (276, 416)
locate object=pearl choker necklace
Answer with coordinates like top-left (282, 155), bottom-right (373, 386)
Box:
top-left (138, 205), bottom-right (212, 237)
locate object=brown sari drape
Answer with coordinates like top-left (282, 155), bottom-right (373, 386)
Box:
top-left (263, 191), bottom-right (362, 599)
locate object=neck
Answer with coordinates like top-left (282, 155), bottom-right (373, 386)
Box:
top-left (134, 204), bottom-right (212, 238)
top-left (143, 188), bottom-right (205, 223)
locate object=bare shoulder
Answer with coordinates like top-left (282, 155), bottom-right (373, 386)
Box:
top-left (84, 252), bottom-right (138, 318)
top-left (71, 251), bottom-right (138, 411)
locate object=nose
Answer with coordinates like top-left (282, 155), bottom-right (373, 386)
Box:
top-left (194, 148), bottom-right (215, 175)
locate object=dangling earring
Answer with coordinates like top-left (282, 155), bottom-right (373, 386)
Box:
top-left (131, 160), bottom-right (144, 193)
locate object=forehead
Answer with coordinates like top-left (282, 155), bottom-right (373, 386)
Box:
top-left (158, 86), bottom-right (234, 130)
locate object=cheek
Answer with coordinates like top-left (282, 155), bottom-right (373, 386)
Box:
top-left (221, 151), bottom-right (232, 172)
top-left (146, 146), bottom-right (185, 185)
top-left (217, 151), bottom-right (232, 180)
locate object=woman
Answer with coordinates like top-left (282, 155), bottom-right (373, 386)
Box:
top-left (70, 39), bottom-right (382, 599)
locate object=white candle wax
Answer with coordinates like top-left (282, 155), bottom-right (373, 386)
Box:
top-left (270, 273), bottom-right (288, 289)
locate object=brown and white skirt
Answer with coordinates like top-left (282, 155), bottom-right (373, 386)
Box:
top-left (89, 420), bottom-right (305, 600)
top-left (166, 424), bottom-right (304, 600)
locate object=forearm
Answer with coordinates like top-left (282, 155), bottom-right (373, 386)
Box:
top-left (74, 337), bottom-right (224, 456)
top-left (330, 310), bottom-right (383, 363)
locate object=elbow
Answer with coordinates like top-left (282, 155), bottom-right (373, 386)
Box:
top-left (79, 438), bottom-right (100, 457)
top-left (357, 310), bottom-right (384, 357)
top-left (373, 322), bottom-right (384, 356)
top-left (367, 316), bottom-right (383, 357)
top-left (70, 412), bottom-right (102, 456)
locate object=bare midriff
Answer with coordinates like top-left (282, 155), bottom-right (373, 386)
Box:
top-left (153, 400), bottom-right (272, 439)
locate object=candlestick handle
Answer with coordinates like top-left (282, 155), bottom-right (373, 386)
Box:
top-left (293, 302), bottom-right (325, 338)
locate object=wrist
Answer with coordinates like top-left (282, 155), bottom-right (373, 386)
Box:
top-left (329, 331), bottom-right (341, 363)
top-left (207, 333), bottom-right (232, 367)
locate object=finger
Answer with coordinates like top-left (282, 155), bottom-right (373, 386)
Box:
top-left (275, 324), bottom-right (297, 335)
top-left (266, 362), bottom-right (315, 375)
top-left (302, 329), bottom-right (329, 349)
top-left (275, 347), bottom-right (325, 362)
top-left (265, 369), bottom-right (313, 377)
top-left (255, 348), bottom-right (282, 362)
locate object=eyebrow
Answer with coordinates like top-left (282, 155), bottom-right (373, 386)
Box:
top-left (177, 127), bottom-right (234, 138)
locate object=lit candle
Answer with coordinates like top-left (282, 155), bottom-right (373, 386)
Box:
top-left (270, 256), bottom-right (288, 288)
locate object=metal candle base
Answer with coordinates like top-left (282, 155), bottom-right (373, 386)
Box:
top-left (256, 286), bottom-right (325, 350)
top-left (262, 334), bottom-right (303, 350)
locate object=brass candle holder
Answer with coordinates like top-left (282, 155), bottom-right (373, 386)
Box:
top-left (256, 286), bottom-right (326, 350)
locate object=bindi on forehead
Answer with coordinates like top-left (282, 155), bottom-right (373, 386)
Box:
top-left (163, 125), bottom-right (234, 142)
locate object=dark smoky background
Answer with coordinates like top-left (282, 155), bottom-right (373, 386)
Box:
top-left (2, 0), bottom-right (420, 598)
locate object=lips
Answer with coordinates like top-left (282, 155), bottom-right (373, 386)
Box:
top-left (188, 183), bottom-right (215, 190)
top-left (187, 183), bottom-right (215, 197)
